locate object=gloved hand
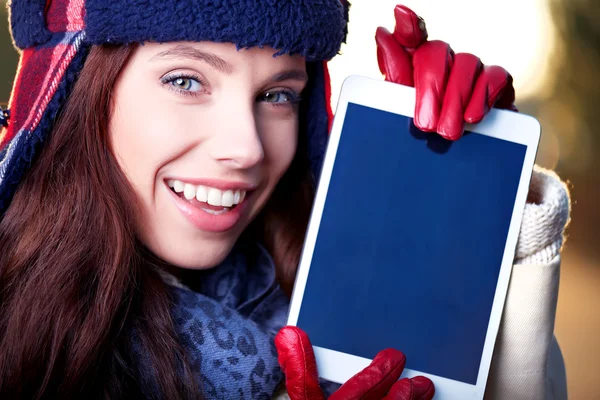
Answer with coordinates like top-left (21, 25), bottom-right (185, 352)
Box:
top-left (375, 5), bottom-right (517, 140)
top-left (275, 326), bottom-right (434, 400)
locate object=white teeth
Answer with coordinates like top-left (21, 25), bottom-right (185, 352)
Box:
top-left (169, 179), bottom-right (247, 206)
top-left (222, 190), bottom-right (234, 207)
top-left (173, 180), bottom-right (185, 193)
top-left (183, 184), bottom-right (196, 200)
top-left (207, 188), bottom-right (222, 206)
top-left (196, 185), bottom-right (208, 202)
top-left (202, 208), bottom-right (229, 216)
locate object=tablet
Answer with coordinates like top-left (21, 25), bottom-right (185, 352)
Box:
top-left (287, 75), bottom-right (540, 399)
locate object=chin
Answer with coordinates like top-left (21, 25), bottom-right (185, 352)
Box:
top-left (144, 236), bottom-right (237, 271)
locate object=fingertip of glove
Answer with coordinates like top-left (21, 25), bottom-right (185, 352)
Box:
top-left (464, 108), bottom-right (486, 125)
top-left (376, 26), bottom-right (392, 39)
top-left (411, 376), bottom-right (435, 400)
top-left (394, 4), bottom-right (415, 15)
top-left (437, 124), bottom-right (463, 141)
top-left (393, 5), bottom-right (428, 48)
top-left (414, 113), bottom-right (438, 134)
top-left (464, 100), bottom-right (488, 125)
top-left (374, 348), bottom-right (406, 363)
top-left (275, 326), bottom-right (308, 349)
top-left (372, 348), bottom-right (407, 374)
top-left (275, 326), bottom-right (324, 400)
top-left (375, 27), bottom-right (399, 52)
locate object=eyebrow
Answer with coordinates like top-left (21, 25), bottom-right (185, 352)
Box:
top-left (151, 44), bottom-right (308, 84)
top-left (269, 70), bottom-right (309, 85)
top-left (151, 45), bottom-right (234, 74)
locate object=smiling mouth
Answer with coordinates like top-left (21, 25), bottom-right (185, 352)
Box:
top-left (167, 179), bottom-right (248, 215)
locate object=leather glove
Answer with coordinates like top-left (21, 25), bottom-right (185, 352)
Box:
top-left (275, 326), bottom-right (434, 400)
top-left (375, 5), bottom-right (517, 140)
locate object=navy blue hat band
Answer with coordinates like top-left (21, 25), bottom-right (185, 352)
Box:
top-left (9, 0), bottom-right (348, 61)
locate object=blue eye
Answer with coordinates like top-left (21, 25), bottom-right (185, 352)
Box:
top-left (171, 77), bottom-right (201, 92)
top-left (161, 73), bottom-right (204, 95)
top-left (259, 91), bottom-right (301, 105)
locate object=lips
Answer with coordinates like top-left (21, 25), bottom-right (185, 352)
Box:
top-left (168, 179), bottom-right (247, 207)
top-left (165, 178), bottom-right (253, 232)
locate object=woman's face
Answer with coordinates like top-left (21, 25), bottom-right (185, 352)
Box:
top-left (110, 42), bottom-right (307, 269)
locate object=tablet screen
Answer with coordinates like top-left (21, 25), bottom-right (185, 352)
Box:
top-left (296, 103), bottom-right (527, 385)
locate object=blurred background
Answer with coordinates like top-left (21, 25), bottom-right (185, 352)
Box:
top-left (0, 0), bottom-right (597, 397)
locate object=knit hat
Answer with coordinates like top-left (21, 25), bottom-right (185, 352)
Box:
top-left (0, 0), bottom-right (349, 215)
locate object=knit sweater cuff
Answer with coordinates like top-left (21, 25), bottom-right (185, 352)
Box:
top-left (515, 166), bottom-right (571, 265)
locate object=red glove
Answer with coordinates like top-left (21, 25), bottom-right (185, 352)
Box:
top-left (375, 5), bottom-right (517, 141)
top-left (275, 326), bottom-right (434, 400)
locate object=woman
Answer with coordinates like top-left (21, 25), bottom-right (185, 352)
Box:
top-left (0, 1), bottom-right (569, 399)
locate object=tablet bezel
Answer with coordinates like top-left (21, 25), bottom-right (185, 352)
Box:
top-left (286, 75), bottom-right (540, 399)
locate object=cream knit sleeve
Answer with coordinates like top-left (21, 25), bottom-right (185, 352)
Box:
top-left (515, 166), bottom-right (571, 265)
top-left (485, 166), bottom-right (571, 400)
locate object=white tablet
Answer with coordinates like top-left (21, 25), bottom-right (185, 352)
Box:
top-left (287, 75), bottom-right (540, 399)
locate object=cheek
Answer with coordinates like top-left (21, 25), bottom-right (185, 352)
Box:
top-left (260, 116), bottom-right (299, 178)
top-left (109, 85), bottom-right (188, 189)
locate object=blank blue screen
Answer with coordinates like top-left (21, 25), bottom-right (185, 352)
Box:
top-left (296, 103), bottom-right (527, 384)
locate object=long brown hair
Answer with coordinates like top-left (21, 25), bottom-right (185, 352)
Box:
top-left (0, 43), bottom-right (314, 398)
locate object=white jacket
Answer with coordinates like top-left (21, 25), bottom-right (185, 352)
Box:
top-left (485, 166), bottom-right (570, 400)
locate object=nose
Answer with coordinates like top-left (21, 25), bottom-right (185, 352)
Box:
top-left (209, 104), bottom-right (265, 169)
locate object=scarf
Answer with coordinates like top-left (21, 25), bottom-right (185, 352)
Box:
top-left (148, 242), bottom-right (289, 399)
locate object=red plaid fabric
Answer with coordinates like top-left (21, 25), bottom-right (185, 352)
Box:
top-left (0, 0), bottom-right (85, 148)
top-left (0, 31), bottom-right (85, 150)
top-left (46, 0), bottom-right (85, 33)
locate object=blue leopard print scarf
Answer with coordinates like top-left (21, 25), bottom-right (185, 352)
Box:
top-left (151, 242), bottom-right (289, 399)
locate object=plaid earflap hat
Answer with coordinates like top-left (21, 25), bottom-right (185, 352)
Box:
top-left (0, 0), bottom-right (349, 215)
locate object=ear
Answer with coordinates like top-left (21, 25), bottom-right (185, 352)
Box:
top-left (8, 0), bottom-right (52, 49)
